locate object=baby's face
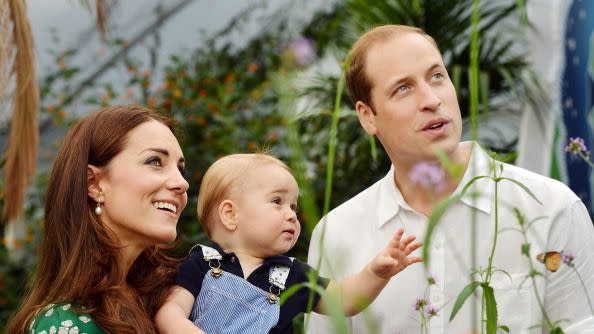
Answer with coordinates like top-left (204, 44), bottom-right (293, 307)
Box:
top-left (233, 163), bottom-right (301, 258)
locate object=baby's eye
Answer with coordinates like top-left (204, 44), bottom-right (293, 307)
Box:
top-left (290, 203), bottom-right (298, 212)
top-left (272, 197), bottom-right (282, 205)
top-left (146, 157), bottom-right (162, 167)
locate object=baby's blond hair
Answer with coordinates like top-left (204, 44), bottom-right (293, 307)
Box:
top-left (197, 153), bottom-right (292, 237)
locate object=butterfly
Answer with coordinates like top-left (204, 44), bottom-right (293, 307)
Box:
top-left (536, 251), bottom-right (562, 272)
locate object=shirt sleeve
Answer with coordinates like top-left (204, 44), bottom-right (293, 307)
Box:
top-left (288, 258), bottom-right (329, 314)
top-left (176, 247), bottom-right (207, 297)
top-left (30, 304), bottom-right (104, 334)
top-left (545, 198), bottom-right (594, 332)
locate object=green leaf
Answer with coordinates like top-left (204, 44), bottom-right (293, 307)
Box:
top-left (529, 269), bottom-right (543, 278)
top-left (498, 325), bottom-right (510, 332)
top-left (481, 283), bottom-right (498, 334)
top-left (512, 207), bottom-right (524, 226)
top-left (449, 281), bottom-right (480, 322)
top-left (424, 193), bottom-right (463, 267)
top-left (498, 177), bottom-right (543, 205)
top-left (61, 68), bottom-right (80, 78)
top-left (521, 243), bottom-right (530, 257)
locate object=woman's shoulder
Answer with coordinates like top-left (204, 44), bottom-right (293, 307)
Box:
top-left (29, 303), bottom-right (104, 334)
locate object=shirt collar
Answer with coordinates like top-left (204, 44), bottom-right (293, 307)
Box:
top-left (376, 166), bottom-right (406, 228)
top-left (376, 141), bottom-right (494, 228)
top-left (454, 141), bottom-right (494, 215)
top-left (207, 241), bottom-right (293, 267)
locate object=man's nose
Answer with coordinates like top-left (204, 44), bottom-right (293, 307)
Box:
top-left (418, 82), bottom-right (441, 112)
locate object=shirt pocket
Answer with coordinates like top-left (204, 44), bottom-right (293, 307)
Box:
top-left (490, 272), bottom-right (533, 332)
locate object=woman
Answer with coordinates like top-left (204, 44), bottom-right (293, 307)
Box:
top-left (6, 105), bottom-right (189, 333)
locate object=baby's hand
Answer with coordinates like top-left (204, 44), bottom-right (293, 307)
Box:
top-left (369, 228), bottom-right (422, 280)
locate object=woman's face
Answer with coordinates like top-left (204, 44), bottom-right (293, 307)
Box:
top-left (97, 120), bottom-right (189, 249)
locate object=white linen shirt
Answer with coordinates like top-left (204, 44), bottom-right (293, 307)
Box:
top-left (306, 142), bottom-right (594, 333)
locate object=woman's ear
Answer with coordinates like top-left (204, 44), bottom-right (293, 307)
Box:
top-left (87, 165), bottom-right (103, 200)
top-left (218, 199), bottom-right (238, 232)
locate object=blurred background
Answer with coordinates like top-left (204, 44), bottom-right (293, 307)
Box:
top-left (1, 0), bottom-right (593, 331)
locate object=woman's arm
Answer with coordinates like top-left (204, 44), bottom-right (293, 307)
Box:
top-left (154, 286), bottom-right (206, 334)
top-left (314, 228), bottom-right (422, 316)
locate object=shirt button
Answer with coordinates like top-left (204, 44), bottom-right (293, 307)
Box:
top-left (231, 256), bottom-right (236, 262)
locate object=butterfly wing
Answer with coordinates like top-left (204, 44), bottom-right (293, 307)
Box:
top-left (544, 252), bottom-right (561, 272)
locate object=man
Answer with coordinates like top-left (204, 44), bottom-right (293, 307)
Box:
top-left (306, 25), bottom-right (594, 333)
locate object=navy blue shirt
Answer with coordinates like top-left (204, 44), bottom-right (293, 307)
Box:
top-left (176, 242), bottom-right (330, 334)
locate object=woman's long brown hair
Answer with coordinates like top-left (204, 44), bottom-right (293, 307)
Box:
top-left (6, 105), bottom-right (182, 334)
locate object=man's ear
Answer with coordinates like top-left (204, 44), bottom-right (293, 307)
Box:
top-left (355, 101), bottom-right (378, 135)
top-left (87, 165), bottom-right (103, 200)
top-left (218, 199), bottom-right (238, 232)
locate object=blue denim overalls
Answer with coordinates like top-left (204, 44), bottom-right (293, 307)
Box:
top-left (190, 245), bottom-right (292, 334)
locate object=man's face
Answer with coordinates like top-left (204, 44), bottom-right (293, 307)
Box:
top-left (356, 32), bottom-right (462, 165)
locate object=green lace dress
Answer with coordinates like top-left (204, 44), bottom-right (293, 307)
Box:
top-left (29, 303), bottom-right (104, 334)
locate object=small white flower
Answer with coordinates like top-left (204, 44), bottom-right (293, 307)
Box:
top-left (38, 331), bottom-right (47, 334)
top-left (50, 326), bottom-right (57, 334)
top-left (62, 304), bottom-right (71, 311)
top-left (60, 320), bottom-right (73, 327)
top-left (78, 315), bottom-right (91, 323)
top-left (45, 308), bottom-right (54, 317)
top-left (58, 327), bottom-right (68, 334)
top-left (68, 327), bottom-right (79, 334)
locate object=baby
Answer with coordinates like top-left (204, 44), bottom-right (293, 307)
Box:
top-left (155, 153), bottom-right (422, 333)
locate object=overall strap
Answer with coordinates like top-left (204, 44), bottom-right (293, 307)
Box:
top-left (197, 244), bottom-right (223, 261)
top-left (268, 257), bottom-right (294, 290)
top-left (266, 257), bottom-right (294, 304)
top-left (194, 244), bottom-right (223, 277)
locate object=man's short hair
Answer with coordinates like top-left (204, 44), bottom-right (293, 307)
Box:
top-left (345, 25), bottom-right (439, 108)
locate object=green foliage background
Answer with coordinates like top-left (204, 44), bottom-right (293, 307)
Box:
top-left (0, 1), bottom-right (535, 331)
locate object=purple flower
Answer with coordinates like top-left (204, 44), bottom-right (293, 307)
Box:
top-left (287, 37), bottom-right (316, 66)
top-left (561, 251), bottom-right (575, 265)
top-left (409, 162), bottom-right (447, 192)
top-left (425, 304), bottom-right (439, 317)
top-left (414, 297), bottom-right (428, 311)
top-left (565, 137), bottom-right (588, 155)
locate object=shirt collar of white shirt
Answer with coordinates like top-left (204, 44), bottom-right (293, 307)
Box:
top-left (376, 141), bottom-right (494, 228)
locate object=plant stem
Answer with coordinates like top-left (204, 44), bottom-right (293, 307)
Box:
top-left (323, 54), bottom-right (349, 216)
top-left (486, 180), bottom-right (499, 282)
top-left (571, 265), bottom-right (594, 317)
top-left (578, 151), bottom-right (594, 168)
top-left (519, 220), bottom-right (553, 327)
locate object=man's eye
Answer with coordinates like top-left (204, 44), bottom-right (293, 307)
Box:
top-left (396, 85), bottom-right (409, 93)
top-left (178, 165), bottom-right (186, 178)
top-left (432, 72), bottom-right (444, 80)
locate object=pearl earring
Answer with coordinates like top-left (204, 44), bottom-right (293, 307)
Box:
top-left (95, 201), bottom-right (103, 216)
top-left (94, 192), bottom-right (103, 216)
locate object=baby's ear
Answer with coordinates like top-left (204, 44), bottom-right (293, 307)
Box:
top-left (218, 199), bottom-right (238, 232)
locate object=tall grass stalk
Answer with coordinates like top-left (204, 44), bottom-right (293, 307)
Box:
top-left (469, 0), bottom-right (482, 331)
